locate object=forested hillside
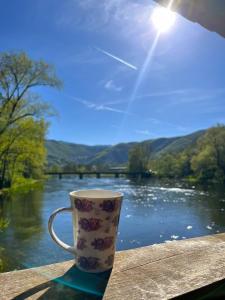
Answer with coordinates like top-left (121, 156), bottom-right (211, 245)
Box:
top-left (46, 130), bottom-right (205, 167)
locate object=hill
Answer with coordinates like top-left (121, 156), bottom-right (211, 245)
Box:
top-left (45, 140), bottom-right (109, 166)
top-left (46, 130), bottom-right (205, 167)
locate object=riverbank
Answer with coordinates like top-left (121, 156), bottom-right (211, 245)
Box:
top-left (0, 178), bottom-right (45, 196)
top-left (153, 173), bottom-right (225, 187)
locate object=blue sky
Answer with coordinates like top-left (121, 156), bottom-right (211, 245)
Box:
top-left (1, 0), bottom-right (225, 145)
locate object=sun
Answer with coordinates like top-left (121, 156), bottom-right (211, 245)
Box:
top-left (151, 7), bottom-right (176, 33)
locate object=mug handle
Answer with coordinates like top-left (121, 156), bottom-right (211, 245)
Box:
top-left (48, 207), bottom-right (76, 255)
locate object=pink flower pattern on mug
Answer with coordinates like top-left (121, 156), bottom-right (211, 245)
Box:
top-left (100, 199), bottom-right (117, 212)
top-left (78, 256), bottom-right (99, 270)
top-left (91, 237), bottom-right (114, 251)
top-left (77, 238), bottom-right (87, 250)
top-left (74, 198), bottom-right (93, 212)
top-left (105, 254), bottom-right (114, 267)
top-left (79, 218), bottom-right (102, 231)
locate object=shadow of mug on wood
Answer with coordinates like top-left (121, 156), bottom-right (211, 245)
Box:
top-left (48, 189), bottom-right (123, 273)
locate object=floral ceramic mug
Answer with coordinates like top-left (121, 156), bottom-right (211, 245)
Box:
top-left (48, 189), bottom-right (123, 273)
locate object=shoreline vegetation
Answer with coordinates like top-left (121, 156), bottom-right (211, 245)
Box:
top-left (128, 125), bottom-right (225, 185)
top-left (1, 178), bottom-right (45, 194)
top-left (1, 124), bottom-right (225, 193)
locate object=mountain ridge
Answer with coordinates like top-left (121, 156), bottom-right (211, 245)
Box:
top-left (46, 129), bottom-right (206, 167)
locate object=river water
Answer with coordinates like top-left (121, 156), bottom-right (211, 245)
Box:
top-left (1, 176), bottom-right (225, 273)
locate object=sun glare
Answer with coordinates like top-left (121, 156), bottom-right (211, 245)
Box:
top-left (151, 7), bottom-right (176, 33)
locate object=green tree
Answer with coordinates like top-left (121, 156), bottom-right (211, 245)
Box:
top-left (4, 118), bottom-right (47, 185)
top-left (150, 148), bottom-right (193, 178)
top-left (191, 125), bottom-right (225, 182)
top-left (151, 153), bottom-right (177, 178)
top-left (48, 164), bottom-right (62, 173)
top-left (128, 144), bottom-right (150, 173)
top-left (0, 52), bottom-right (61, 188)
top-left (62, 163), bottom-right (78, 172)
top-left (172, 150), bottom-right (192, 178)
top-left (148, 125), bottom-right (225, 183)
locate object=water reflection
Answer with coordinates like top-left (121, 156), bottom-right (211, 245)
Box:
top-left (0, 188), bottom-right (44, 270)
top-left (0, 177), bottom-right (225, 272)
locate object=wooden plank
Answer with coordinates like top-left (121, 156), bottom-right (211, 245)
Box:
top-left (1, 233), bottom-right (225, 299)
top-left (0, 261), bottom-right (74, 300)
top-left (104, 233), bottom-right (225, 299)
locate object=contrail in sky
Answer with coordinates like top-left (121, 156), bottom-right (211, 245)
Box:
top-left (95, 47), bottom-right (137, 70)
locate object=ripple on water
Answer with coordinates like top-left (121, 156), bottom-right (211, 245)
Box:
top-left (186, 225), bottom-right (193, 230)
top-left (125, 214), bottom-right (132, 218)
top-left (180, 198), bottom-right (186, 202)
top-left (171, 235), bottom-right (179, 239)
top-left (129, 240), bottom-right (140, 245)
top-left (156, 187), bottom-right (195, 194)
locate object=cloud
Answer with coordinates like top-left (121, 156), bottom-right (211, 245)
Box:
top-left (135, 129), bottom-right (150, 135)
top-left (167, 88), bottom-right (225, 106)
top-left (144, 117), bottom-right (189, 133)
top-left (137, 89), bottom-right (191, 99)
top-left (95, 105), bottom-right (125, 114)
top-left (104, 80), bottom-right (123, 92)
top-left (102, 89), bottom-right (193, 107)
top-left (86, 88), bottom-right (225, 115)
top-left (71, 96), bottom-right (132, 115)
top-left (137, 88), bottom-right (225, 107)
top-left (146, 117), bottom-right (161, 125)
top-left (95, 47), bottom-right (137, 70)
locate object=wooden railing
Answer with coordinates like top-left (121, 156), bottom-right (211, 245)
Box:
top-left (1, 234), bottom-right (225, 299)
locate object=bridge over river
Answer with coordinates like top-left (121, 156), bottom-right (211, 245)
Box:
top-left (45, 171), bottom-right (152, 179)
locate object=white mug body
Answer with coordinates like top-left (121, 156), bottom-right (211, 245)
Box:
top-left (48, 189), bottom-right (123, 273)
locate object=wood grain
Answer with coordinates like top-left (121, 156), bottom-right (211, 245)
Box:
top-left (1, 233), bottom-right (225, 299)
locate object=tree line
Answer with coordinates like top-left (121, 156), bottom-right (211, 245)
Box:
top-left (128, 125), bottom-right (225, 184)
top-left (0, 52), bottom-right (61, 188)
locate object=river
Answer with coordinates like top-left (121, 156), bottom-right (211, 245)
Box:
top-left (0, 176), bottom-right (225, 273)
